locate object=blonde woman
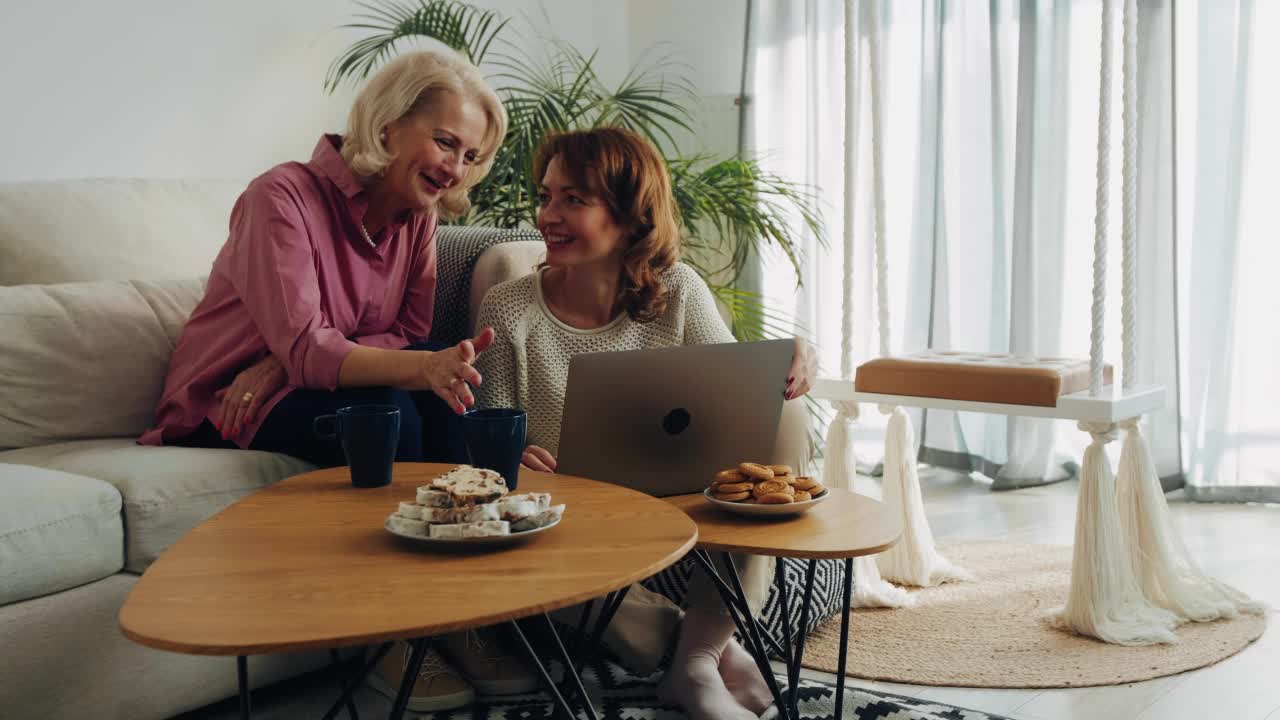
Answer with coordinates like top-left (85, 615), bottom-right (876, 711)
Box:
top-left (140, 50), bottom-right (535, 712)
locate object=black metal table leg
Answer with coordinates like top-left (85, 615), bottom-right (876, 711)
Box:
top-left (688, 550), bottom-right (787, 716)
top-left (772, 557), bottom-right (797, 712)
top-left (719, 553), bottom-right (785, 686)
top-left (834, 557), bottom-right (853, 719)
top-left (687, 550), bottom-right (787, 658)
top-left (775, 559), bottom-right (795, 669)
top-left (320, 643), bottom-right (392, 720)
top-left (537, 613), bottom-right (601, 720)
top-left (328, 649), bottom-right (361, 720)
top-left (787, 560), bottom-right (818, 719)
top-left (508, 619), bottom-right (580, 720)
top-left (573, 597), bottom-right (597, 657)
top-left (237, 656), bottom-right (251, 720)
top-left (575, 585), bottom-right (631, 675)
top-left (387, 638), bottom-right (428, 720)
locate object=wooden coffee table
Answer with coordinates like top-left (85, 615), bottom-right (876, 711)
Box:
top-left (664, 487), bottom-right (900, 720)
top-left (120, 463), bottom-right (698, 720)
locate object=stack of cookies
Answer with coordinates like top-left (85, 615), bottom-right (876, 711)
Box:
top-left (709, 462), bottom-right (826, 504)
top-left (387, 465), bottom-right (566, 538)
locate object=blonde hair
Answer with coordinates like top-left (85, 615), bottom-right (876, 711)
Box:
top-left (341, 50), bottom-right (507, 219)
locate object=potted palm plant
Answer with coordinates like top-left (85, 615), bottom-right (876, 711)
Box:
top-left (325, 0), bottom-right (822, 342)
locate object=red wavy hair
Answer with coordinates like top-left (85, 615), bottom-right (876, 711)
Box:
top-left (533, 127), bottom-right (681, 323)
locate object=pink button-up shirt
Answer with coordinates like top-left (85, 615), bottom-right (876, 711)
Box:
top-left (139, 135), bottom-right (438, 447)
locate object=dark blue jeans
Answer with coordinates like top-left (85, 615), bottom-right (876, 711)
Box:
top-left (175, 341), bottom-right (466, 467)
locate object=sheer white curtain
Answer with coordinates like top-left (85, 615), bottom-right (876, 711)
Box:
top-left (1176, 0), bottom-right (1280, 502)
top-left (745, 0), bottom-right (1277, 498)
top-left (746, 0), bottom-right (1083, 487)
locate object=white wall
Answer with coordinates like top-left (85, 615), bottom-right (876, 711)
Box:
top-left (0, 0), bottom-right (628, 182)
top-left (627, 0), bottom-right (747, 157)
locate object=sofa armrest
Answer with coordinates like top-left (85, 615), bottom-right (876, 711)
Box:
top-left (428, 226), bottom-right (542, 347)
top-left (467, 240), bottom-right (546, 335)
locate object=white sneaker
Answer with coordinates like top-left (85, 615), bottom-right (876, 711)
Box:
top-left (439, 627), bottom-right (542, 696)
top-left (367, 640), bottom-right (476, 712)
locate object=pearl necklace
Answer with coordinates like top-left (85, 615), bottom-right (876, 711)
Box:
top-left (358, 222), bottom-right (376, 248)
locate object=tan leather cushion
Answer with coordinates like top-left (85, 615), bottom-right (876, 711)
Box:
top-left (854, 351), bottom-right (1114, 407)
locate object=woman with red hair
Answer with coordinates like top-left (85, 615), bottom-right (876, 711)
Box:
top-left (475, 126), bottom-right (815, 720)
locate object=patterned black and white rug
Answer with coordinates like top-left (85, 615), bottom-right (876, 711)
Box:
top-left (180, 654), bottom-right (1011, 720)
top-left (408, 657), bottom-right (1011, 720)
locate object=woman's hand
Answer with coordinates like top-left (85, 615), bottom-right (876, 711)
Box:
top-left (521, 444), bottom-right (558, 472)
top-left (416, 327), bottom-right (496, 414)
top-left (216, 353), bottom-right (288, 440)
top-left (786, 337), bottom-right (817, 400)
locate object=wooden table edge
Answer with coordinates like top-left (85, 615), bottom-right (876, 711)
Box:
top-left (117, 529), bottom-right (699, 656)
top-left (662, 490), bottom-right (903, 559)
top-left (686, 533), bottom-right (899, 559)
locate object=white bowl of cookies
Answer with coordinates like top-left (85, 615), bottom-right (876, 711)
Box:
top-left (385, 465), bottom-right (565, 547)
top-left (703, 463), bottom-right (829, 517)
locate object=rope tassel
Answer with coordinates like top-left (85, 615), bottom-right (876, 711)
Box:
top-left (1116, 420), bottom-right (1265, 621)
top-left (875, 407), bottom-right (973, 587)
top-left (1051, 422), bottom-right (1178, 645)
top-left (852, 555), bottom-right (914, 608)
top-left (822, 400), bottom-right (860, 492)
top-left (824, 401), bottom-right (915, 607)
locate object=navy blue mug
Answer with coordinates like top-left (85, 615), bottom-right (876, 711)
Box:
top-left (313, 404), bottom-right (400, 488)
top-left (460, 408), bottom-right (527, 491)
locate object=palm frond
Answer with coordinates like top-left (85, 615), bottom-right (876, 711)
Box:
top-left (593, 61), bottom-right (697, 153)
top-left (326, 0), bottom-right (508, 91)
top-left (671, 157), bottom-right (824, 286)
top-left (708, 285), bottom-right (806, 341)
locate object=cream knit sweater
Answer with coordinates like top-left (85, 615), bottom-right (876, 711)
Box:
top-left (473, 263), bottom-right (735, 456)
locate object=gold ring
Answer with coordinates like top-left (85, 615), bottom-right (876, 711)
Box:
top-left (241, 391), bottom-right (254, 403)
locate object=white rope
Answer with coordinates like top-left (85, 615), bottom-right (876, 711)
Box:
top-left (868, 0), bottom-right (891, 360)
top-left (825, 0), bottom-right (862, 497)
top-left (1116, 418), bottom-right (1264, 621)
top-left (1088, 0), bottom-right (1115, 396)
top-left (860, 1), bottom-right (974, 598)
top-left (842, 0), bottom-right (857, 380)
top-left (1121, 0), bottom-right (1138, 389)
top-left (1052, 421), bottom-right (1179, 644)
top-left (876, 407), bottom-right (973, 587)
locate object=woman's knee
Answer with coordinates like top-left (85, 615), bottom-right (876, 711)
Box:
top-left (683, 553), bottom-right (774, 618)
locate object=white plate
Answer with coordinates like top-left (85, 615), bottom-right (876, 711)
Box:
top-left (702, 486), bottom-right (830, 517)
top-left (384, 515), bottom-right (562, 548)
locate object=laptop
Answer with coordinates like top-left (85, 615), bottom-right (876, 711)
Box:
top-left (557, 338), bottom-right (795, 496)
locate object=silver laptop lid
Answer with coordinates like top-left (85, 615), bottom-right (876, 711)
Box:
top-left (557, 338), bottom-right (794, 496)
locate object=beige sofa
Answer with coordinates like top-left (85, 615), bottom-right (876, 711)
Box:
top-left (0, 179), bottom-right (551, 719)
top-left (0, 179), bottom-right (811, 719)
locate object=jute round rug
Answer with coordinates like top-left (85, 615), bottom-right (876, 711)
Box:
top-left (803, 541), bottom-right (1267, 688)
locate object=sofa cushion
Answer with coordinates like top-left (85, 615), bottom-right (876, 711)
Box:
top-left (0, 463), bottom-right (124, 604)
top-left (0, 574), bottom-right (330, 720)
top-left (0, 278), bottom-right (205, 450)
top-left (0, 178), bottom-right (245, 286)
top-left (468, 240), bottom-right (546, 334)
top-left (0, 440), bottom-right (313, 572)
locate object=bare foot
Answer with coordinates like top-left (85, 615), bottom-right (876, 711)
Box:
top-left (657, 652), bottom-right (757, 720)
top-left (719, 639), bottom-right (776, 715)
